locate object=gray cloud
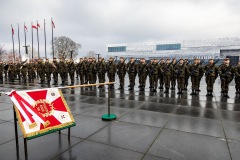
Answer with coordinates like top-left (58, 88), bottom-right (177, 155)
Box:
top-left (1, 0), bottom-right (240, 58)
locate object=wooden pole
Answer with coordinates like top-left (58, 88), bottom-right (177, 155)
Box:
top-left (58, 82), bottom-right (116, 89)
top-left (0, 82), bottom-right (116, 95)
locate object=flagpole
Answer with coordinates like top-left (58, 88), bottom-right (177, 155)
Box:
top-left (31, 22), bottom-right (33, 60)
top-left (51, 17), bottom-right (54, 58)
top-left (11, 24), bottom-right (15, 62)
top-left (44, 19), bottom-right (47, 59)
top-left (17, 23), bottom-right (21, 61)
top-left (37, 20), bottom-right (39, 59)
top-left (24, 22), bottom-right (27, 56)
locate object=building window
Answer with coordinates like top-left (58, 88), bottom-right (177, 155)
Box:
top-left (108, 46), bottom-right (126, 52)
top-left (156, 44), bottom-right (181, 51)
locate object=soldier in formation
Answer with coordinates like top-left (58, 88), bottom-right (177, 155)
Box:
top-left (1, 57), bottom-right (240, 99)
top-left (234, 60), bottom-right (240, 94)
top-left (161, 59), bottom-right (173, 93)
top-left (106, 57), bottom-right (117, 89)
top-left (96, 57), bottom-right (106, 88)
top-left (68, 58), bottom-right (76, 86)
top-left (52, 58), bottom-right (58, 85)
top-left (77, 58), bottom-right (86, 85)
top-left (127, 57), bottom-right (138, 90)
top-left (0, 61), bottom-right (4, 83)
top-left (218, 58), bottom-right (234, 98)
top-left (204, 59), bottom-right (218, 96)
top-left (117, 57), bottom-right (127, 90)
top-left (138, 58), bottom-right (148, 91)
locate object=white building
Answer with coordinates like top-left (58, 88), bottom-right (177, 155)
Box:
top-left (107, 37), bottom-right (240, 60)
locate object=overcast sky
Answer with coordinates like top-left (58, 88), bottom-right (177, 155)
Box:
top-left (1, 0), bottom-right (240, 58)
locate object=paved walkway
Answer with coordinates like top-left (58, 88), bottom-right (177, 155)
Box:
top-left (0, 77), bottom-right (239, 160)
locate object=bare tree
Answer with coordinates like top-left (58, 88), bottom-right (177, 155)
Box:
top-left (0, 45), bottom-right (7, 61)
top-left (5, 49), bottom-right (21, 62)
top-left (86, 50), bottom-right (96, 58)
top-left (51, 36), bottom-right (81, 60)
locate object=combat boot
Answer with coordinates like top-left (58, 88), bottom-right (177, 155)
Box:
top-left (52, 81), bottom-right (57, 85)
top-left (225, 92), bottom-right (229, 98)
top-left (61, 81), bottom-right (65, 86)
top-left (177, 88), bottom-right (181, 94)
top-left (206, 90), bottom-right (210, 96)
top-left (235, 89), bottom-right (239, 94)
top-left (164, 88), bottom-right (169, 93)
top-left (190, 89), bottom-right (195, 95)
top-left (209, 91), bottom-right (213, 97)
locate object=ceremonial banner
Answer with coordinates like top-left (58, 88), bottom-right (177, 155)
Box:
top-left (8, 88), bottom-right (75, 140)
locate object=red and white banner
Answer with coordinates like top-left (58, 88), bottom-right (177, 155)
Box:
top-left (8, 88), bottom-right (75, 139)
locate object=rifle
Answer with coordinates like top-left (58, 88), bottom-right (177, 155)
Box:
top-left (213, 58), bottom-right (219, 65)
top-left (200, 59), bottom-right (205, 65)
top-left (173, 59), bottom-right (180, 67)
top-left (205, 59), bottom-right (219, 76)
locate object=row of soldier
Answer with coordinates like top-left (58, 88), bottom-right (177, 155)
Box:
top-left (0, 57), bottom-right (238, 98)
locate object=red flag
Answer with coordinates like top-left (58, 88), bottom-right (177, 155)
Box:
top-left (32, 25), bottom-right (37, 29)
top-left (52, 20), bottom-right (55, 28)
top-left (12, 27), bottom-right (14, 35)
top-left (24, 25), bottom-right (28, 32)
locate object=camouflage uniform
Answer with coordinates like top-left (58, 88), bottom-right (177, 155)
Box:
top-left (218, 61), bottom-right (234, 98)
top-left (117, 58), bottom-right (127, 90)
top-left (8, 62), bottom-right (15, 82)
top-left (84, 58), bottom-right (89, 84)
top-left (87, 60), bottom-right (96, 84)
top-left (27, 61), bottom-right (35, 83)
top-left (138, 59), bottom-right (148, 91)
top-left (21, 62), bottom-right (28, 83)
top-left (161, 61), bottom-right (173, 93)
top-left (44, 60), bottom-right (53, 84)
top-left (127, 59), bottom-right (138, 90)
top-left (158, 60), bottom-right (165, 89)
top-left (93, 58), bottom-right (97, 83)
top-left (234, 63), bottom-right (240, 94)
top-left (37, 60), bottom-right (45, 84)
top-left (171, 60), bottom-right (178, 90)
top-left (204, 61), bottom-right (218, 96)
top-left (77, 60), bottom-right (86, 85)
top-left (58, 59), bottom-right (67, 85)
top-left (52, 59), bottom-right (58, 85)
top-left (147, 60), bottom-right (154, 88)
top-left (107, 58), bottom-right (117, 89)
top-left (175, 61), bottom-right (188, 94)
top-left (198, 62), bottom-right (205, 91)
top-left (68, 60), bottom-right (76, 85)
top-left (0, 62), bottom-right (4, 83)
top-left (96, 59), bottom-right (106, 88)
top-left (148, 61), bottom-right (159, 92)
top-left (189, 61), bottom-right (201, 95)
top-left (15, 62), bottom-right (21, 80)
top-left (184, 60), bottom-right (190, 90)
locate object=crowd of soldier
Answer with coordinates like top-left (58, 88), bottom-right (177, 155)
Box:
top-left (0, 56), bottom-right (239, 98)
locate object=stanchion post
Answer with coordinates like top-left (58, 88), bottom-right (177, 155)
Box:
top-left (102, 84), bottom-right (117, 121)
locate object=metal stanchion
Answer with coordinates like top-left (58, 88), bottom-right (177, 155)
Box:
top-left (102, 84), bottom-right (117, 121)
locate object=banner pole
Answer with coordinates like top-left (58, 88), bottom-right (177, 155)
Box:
top-left (24, 138), bottom-right (28, 160)
top-left (13, 105), bottom-right (19, 157)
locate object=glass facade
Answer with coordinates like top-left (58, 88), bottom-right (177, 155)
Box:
top-left (108, 46), bottom-right (126, 52)
top-left (156, 44), bottom-right (181, 51)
